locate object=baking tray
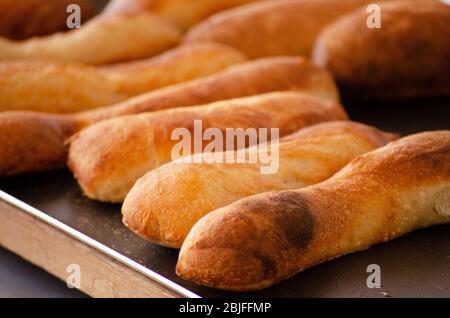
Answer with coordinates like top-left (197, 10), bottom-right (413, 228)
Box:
top-left (0, 98), bottom-right (449, 298)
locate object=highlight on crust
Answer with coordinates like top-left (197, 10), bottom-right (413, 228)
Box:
top-left (171, 120), bottom-right (280, 175)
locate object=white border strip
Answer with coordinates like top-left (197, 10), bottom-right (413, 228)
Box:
top-left (0, 190), bottom-right (200, 298)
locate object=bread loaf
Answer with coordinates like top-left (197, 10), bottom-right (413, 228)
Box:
top-left (0, 11), bottom-right (181, 64)
top-left (184, 0), bottom-right (395, 58)
top-left (177, 131), bottom-right (450, 290)
top-left (0, 57), bottom-right (339, 176)
top-left (312, 1), bottom-right (450, 98)
top-left (83, 57), bottom-right (339, 123)
top-left (0, 43), bottom-right (246, 113)
top-left (0, 0), bottom-right (97, 40)
top-left (123, 121), bottom-right (396, 248)
top-left (105, 0), bottom-right (262, 30)
top-left (68, 92), bottom-right (348, 203)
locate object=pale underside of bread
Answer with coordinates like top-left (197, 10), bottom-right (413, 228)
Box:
top-left (104, 0), bottom-right (262, 31)
top-left (68, 92), bottom-right (348, 203)
top-left (0, 0), bottom-right (97, 40)
top-left (0, 12), bottom-right (181, 65)
top-left (177, 131), bottom-right (450, 291)
top-left (184, 0), bottom-right (400, 58)
top-left (0, 57), bottom-right (339, 176)
top-left (0, 43), bottom-right (247, 113)
top-left (312, 0), bottom-right (450, 99)
top-left (122, 121), bottom-right (397, 248)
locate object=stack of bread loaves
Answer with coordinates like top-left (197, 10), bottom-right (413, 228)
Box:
top-left (0, 0), bottom-right (448, 291)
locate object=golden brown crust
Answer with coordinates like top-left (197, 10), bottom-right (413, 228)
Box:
top-left (0, 43), bottom-right (247, 113)
top-left (0, 57), bottom-right (338, 176)
top-left (0, 11), bottom-right (181, 65)
top-left (0, 0), bottom-right (97, 40)
top-left (122, 121), bottom-right (395, 248)
top-left (104, 0), bottom-right (261, 30)
top-left (176, 131), bottom-right (450, 290)
top-left (184, 0), bottom-right (395, 58)
top-left (312, 1), bottom-right (450, 99)
top-left (68, 92), bottom-right (348, 203)
top-left (82, 57), bottom-right (340, 123)
top-left (0, 112), bottom-right (79, 176)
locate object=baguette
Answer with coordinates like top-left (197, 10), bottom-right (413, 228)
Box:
top-left (177, 131), bottom-right (450, 291)
top-left (312, 0), bottom-right (450, 99)
top-left (0, 43), bottom-right (247, 113)
top-left (0, 0), bottom-right (97, 40)
top-left (0, 11), bottom-right (181, 64)
top-left (68, 92), bottom-right (348, 203)
top-left (104, 0), bottom-right (262, 31)
top-left (184, 0), bottom-right (396, 58)
top-left (0, 57), bottom-right (339, 176)
top-left (123, 121), bottom-right (396, 248)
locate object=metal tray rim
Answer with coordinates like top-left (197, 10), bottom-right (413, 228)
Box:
top-left (0, 190), bottom-right (200, 298)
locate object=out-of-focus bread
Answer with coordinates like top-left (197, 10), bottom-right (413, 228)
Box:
top-left (0, 0), bottom-right (97, 40)
top-left (0, 43), bottom-right (246, 112)
top-left (312, 1), bottom-right (450, 98)
top-left (104, 0), bottom-right (262, 30)
top-left (184, 0), bottom-right (395, 58)
top-left (0, 11), bottom-right (181, 64)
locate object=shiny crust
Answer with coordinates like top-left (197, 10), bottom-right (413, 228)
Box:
top-left (0, 0), bottom-right (97, 40)
top-left (68, 92), bottom-right (348, 203)
top-left (0, 43), bottom-right (247, 113)
top-left (0, 57), bottom-right (339, 176)
top-left (312, 1), bottom-right (450, 98)
top-left (0, 12), bottom-right (181, 65)
top-left (184, 0), bottom-right (391, 58)
top-left (177, 131), bottom-right (450, 290)
top-left (122, 121), bottom-right (396, 248)
top-left (105, 0), bottom-right (261, 30)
